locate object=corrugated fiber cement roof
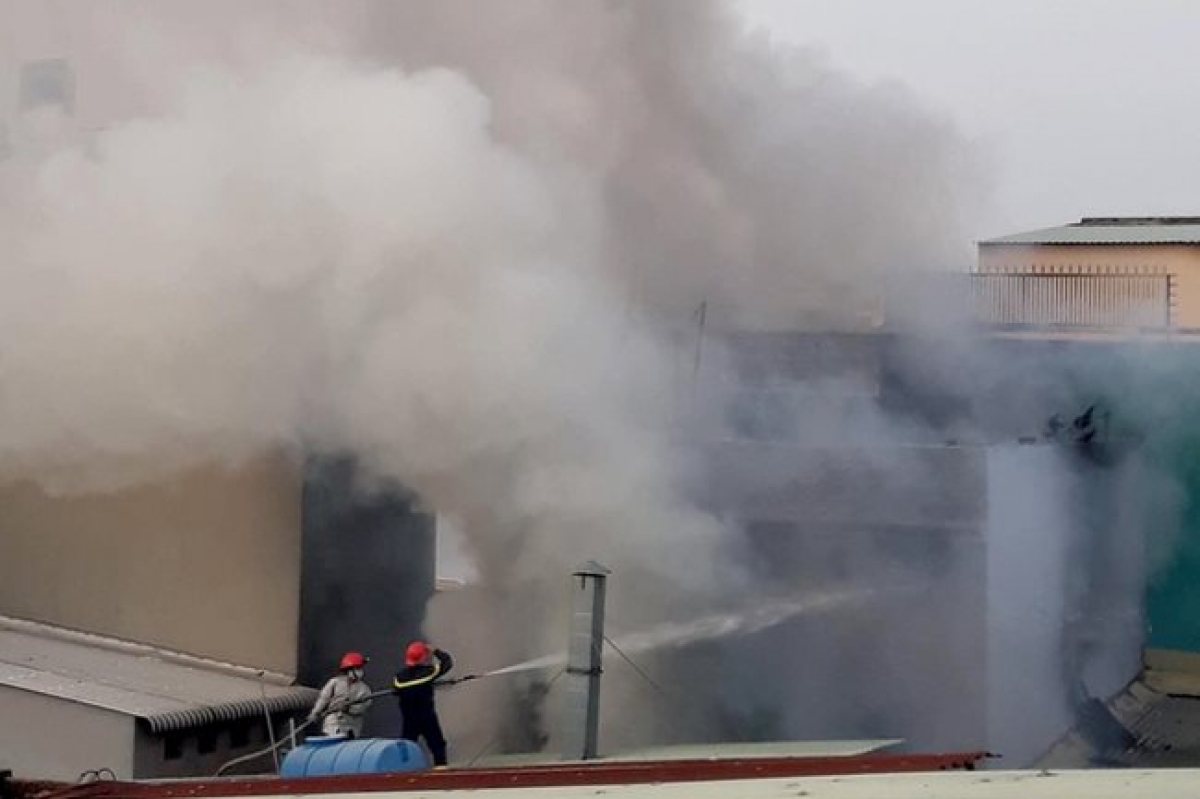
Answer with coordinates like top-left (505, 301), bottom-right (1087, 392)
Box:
top-left (0, 617), bottom-right (316, 733)
top-left (982, 218), bottom-right (1200, 246)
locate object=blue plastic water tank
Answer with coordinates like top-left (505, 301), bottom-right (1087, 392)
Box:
top-left (280, 737), bottom-right (429, 777)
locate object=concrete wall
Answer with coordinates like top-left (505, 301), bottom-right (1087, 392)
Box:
top-left (0, 454), bottom-right (302, 674)
top-left (682, 439), bottom-right (1144, 763)
top-left (681, 331), bottom-right (1161, 761)
top-left (0, 687), bottom-right (132, 780)
top-left (985, 445), bottom-right (1147, 766)
top-left (132, 712), bottom-right (304, 779)
top-left (984, 446), bottom-right (1077, 765)
top-left (978, 243), bottom-right (1200, 328)
top-left (665, 442), bottom-right (989, 753)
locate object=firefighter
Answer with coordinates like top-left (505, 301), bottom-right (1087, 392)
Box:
top-left (393, 640), bottom-right (454, 767)
top-left (308, 651), bottom-right (373, 738)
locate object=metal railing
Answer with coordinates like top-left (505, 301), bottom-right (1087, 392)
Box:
top-left (969, 272), bottom-right (1174, 329)
top-left (886, 272), bottom-right (1175, 330)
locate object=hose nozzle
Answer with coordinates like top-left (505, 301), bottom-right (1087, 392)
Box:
top-left (443, 673), bottom-right (480, 686)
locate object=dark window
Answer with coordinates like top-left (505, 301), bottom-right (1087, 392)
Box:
top-left (230, 721), bottom-right (251, 749)
top-left (18, 59), bottom-right (76, 113)
top-left (163, 734), bottom-right (184, 761)
top-left (197, 728), bottom-right (218, 755)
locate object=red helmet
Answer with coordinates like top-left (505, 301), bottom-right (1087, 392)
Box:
top-left (339, 651), bottom-right (367, 670)
top-left (405, 640), bottom-right (430, 666)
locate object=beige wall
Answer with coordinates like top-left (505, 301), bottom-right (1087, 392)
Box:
top-left (979, 243), bottom-right (1200, 328)
top-left (0, 687), bottom-right (133, 780)
top-left (0, 455), bottom-right (302, 674)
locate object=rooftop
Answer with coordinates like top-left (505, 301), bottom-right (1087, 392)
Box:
top-left (470, 740), bottom-right (905, 770)
top-left (0, 615), bottom-right (316, 734)
top-left (1038, 654), bottom-right (1200, 769)
top-left (981, 217), bottom-right (1200, 245)
top-left (10, 751), bottom-right (989, 799)
top-left (13, 768), bottom-right (1200, 799)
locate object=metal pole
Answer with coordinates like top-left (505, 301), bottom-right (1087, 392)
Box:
top-left (258, 671), bottom-right (280, 772)
top-left (560, 561), bottom-right (610, 760)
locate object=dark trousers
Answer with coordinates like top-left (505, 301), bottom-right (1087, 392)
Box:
top-left (402, 712), bottom-right (448, 766)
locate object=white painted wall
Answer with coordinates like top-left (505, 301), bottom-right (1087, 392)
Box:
top-left (984, 444), bottom-right (1145, 765)
top-left (0, 687), bottom-right (133, 780)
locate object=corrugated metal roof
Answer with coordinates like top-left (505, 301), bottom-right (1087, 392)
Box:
top-left (1038, 675), bottom-right (1200, 769)
top-left (0, 617), bottom-right (316, 733)
top-left (981, 218), bottom-right (1200, 246)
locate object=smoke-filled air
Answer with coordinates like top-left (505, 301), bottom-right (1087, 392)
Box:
top-left (6, 0), bottom-right (1145, 766)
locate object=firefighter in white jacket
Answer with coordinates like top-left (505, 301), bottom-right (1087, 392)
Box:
top-left (308, 651), bottom-right (373, 738)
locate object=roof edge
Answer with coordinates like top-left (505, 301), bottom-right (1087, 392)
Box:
top-left (140, 692), bottom-right (317, 734)
top-left (0, 614), bottom-right (296, 686)
top-left (979, 239), bottom-right (1194, 246)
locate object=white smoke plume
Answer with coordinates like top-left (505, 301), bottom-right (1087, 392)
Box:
top-left (0, 0), bottom-right (985, 755)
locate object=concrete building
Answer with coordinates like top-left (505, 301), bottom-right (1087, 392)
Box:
top-left (975, 218), bottom-right (1200, 657)
top-left (976, 217), bottom-right (1200, 329)
top-left (967, 218), bottom-right (1200, 767)
top-left (0, 453), bottom-right (437, 779)
top-left (5, 212), bottom-right (1196, 777)
top-left (0, 455), bottom-right (303, 675)
top-left (673, 328), bottom-right (1151, 765)
top-left (0, 615), bottom-right (315, 780)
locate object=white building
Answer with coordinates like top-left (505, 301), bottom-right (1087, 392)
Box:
top-left (0, 615), bottom-right (315, 780)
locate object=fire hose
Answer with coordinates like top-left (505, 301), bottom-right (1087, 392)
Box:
top-left (213, 675), bottom-right (481, 777)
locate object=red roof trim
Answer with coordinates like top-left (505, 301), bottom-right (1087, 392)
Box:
top-left (17, 752), bottom-right (987, 799)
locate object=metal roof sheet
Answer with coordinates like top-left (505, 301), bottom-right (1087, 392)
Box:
top-left (1038, 675), bottom-right (1200, 769)
top-left (471, 741), bottom-right (906, 770)
top-left (0, 617), bottom-right (316, 733)
top-left (606, 740), bottom-right (904, 761)
top-left (981, 220), bottom-right (1200, 246)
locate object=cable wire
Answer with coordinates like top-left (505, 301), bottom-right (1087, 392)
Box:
top-left (76, 769), bottom-right (117, 785)
top-left (27, 768), bottom-right (119, 799)
top-left (215, 675), bottom-right (484, 777)
top-left (601, 634), bottom-right (747, 742)
top-left (214, 687), bottom-right (393, 777)
top-left (258, 673), bottom-right (280, 773)
top-left (602, 636), bottom-right (674, 703)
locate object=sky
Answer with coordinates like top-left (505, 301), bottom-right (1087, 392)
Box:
top-left (738, 0), bottom-right (1200, 240)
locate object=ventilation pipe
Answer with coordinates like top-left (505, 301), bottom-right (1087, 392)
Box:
top-left (560, 561), bottom-right (610, 760)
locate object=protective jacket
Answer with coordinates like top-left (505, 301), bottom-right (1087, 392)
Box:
top-left (393, 649), bottom-right (453, 717)
top-left (310, 673), bottom-right (373, 738)
top-left (393, 649), bottom-right (453, 765)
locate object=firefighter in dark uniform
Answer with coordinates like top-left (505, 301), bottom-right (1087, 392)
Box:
top-left (393, 640), bottom-right (454, 767)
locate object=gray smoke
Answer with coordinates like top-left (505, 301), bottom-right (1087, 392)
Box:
top-left (0, 0), bottom-right (999, 758)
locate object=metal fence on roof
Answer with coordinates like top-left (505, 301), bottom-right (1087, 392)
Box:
top-left (970, 272), bottom-right (1174, 329)
top-left (885, 271), bottom-right (1175, 330)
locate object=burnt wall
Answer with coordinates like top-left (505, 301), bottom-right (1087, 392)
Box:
top-left (298, 456), bottom-right (436, 736)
